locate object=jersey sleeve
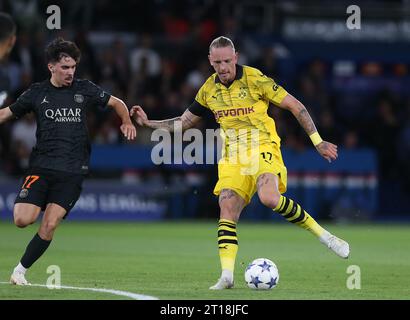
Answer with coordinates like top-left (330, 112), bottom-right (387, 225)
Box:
top-left (259, 74), bottom-right (288, 106)
top-left (9, 85), bottom-right (37, 118)
top-left (85, 80), bottom-right (111, 107)
top-left (194, 82), bottom-right (210, 109)
top-left (188, 100), bottom-right (207, 117)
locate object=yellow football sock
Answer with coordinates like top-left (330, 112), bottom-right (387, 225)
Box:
top-left (217, 219), bottom-right (238, 272)
top-left (273, 195), bottom-right (325, 237)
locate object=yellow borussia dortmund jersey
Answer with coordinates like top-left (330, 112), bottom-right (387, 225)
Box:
top-left (194, 65), bottom-right (288, 150)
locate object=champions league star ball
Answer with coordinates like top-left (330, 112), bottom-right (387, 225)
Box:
top-left (245, 258), bottom-right (279, 290)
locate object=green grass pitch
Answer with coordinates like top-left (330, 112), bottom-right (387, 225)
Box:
top-left (1, 221), bottom-right (410, 300)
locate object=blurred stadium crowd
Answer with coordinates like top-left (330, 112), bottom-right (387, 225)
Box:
top-left (1, 0), bottom-right (409, 216)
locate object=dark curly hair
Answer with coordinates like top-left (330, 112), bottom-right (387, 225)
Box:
top-left (45, 37), bottom-right (81, 64)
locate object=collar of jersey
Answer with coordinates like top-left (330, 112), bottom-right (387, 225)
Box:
top-left (214, 64), bottom-right (243, 87)
top-left (48, 78), bottom-right (74, 90)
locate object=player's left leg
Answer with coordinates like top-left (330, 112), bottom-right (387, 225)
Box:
top-left (38, 203), bottom-right (67, 240)
top-left (257, 173), bottom-right (349, 259)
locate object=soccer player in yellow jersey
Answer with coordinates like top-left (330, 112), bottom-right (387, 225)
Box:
top-left (131, 36), bottom-right (350, 290)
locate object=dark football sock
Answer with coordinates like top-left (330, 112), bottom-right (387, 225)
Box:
top-left (20, 233), bottom-right (51, 268)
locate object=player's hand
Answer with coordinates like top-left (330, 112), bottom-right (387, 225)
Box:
top-left (120, 122), bottom-right (137, 140)
top-left (130, 105), bottom-right (148, 126)
top-left (315, 141), bottom-right (338, 163)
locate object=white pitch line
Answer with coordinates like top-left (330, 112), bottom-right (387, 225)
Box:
top-left (0, 282), bottom-right (158, 300)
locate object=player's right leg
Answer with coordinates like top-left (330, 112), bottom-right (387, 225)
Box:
top-left (209, 188), bottom-right (247, 290)
top-left (10, 203), bottom-right (68, 285)
top-left (11, 172), bottom-right (48, 285)
top-left (11, 171), bottom-right (84, 286)
top-left (10, 203), bottom-right (42, 285)
top-left (209, 156), bottom-right (255, 290)
top-left (13, 203), bottom-right (41, 228)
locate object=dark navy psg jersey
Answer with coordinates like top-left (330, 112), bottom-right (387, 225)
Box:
top-left (9, 79), bottom-right (111, 174)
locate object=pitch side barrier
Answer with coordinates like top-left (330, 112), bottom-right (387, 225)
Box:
top-left (0, 146), bottom-right (377, 221)
top-left (0, 181), bottom-right (190, 221)
top-left (243, 148), bottom-right (378, 221)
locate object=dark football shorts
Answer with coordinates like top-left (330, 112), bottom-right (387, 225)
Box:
top-left (14, 167), bottom-right (85, 218)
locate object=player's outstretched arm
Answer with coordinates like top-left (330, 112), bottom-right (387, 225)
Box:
top-left (0, 107), bottom-right (14, 124)
top-left (279, 93), bottom-right (338, 163)
top-left (107, 96), bottom-right (137, 141)
top-left (130, 105), bottom-right (201, 132)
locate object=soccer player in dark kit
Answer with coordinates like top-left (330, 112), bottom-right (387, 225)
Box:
top-left (0, 37), bottom-right (137, 285)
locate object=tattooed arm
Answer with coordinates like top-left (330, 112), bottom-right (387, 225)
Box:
top-left (130, 106), bottom-right (201, 132)
top-left (279, 94), bottom-right (338, 162)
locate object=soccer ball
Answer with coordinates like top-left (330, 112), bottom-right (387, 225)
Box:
top-left (244, 258), bottom-right (279, 290)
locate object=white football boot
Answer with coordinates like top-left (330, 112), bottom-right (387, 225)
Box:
top-left (320, 231), bottom-right (350, 259)
top-left (209, 270), bottom-right (234, 290)
top-left (10, 271), bottom-right (31, 285)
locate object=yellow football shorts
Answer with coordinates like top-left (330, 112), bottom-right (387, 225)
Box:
top-left (213, 143), bottom-right (287, 204)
